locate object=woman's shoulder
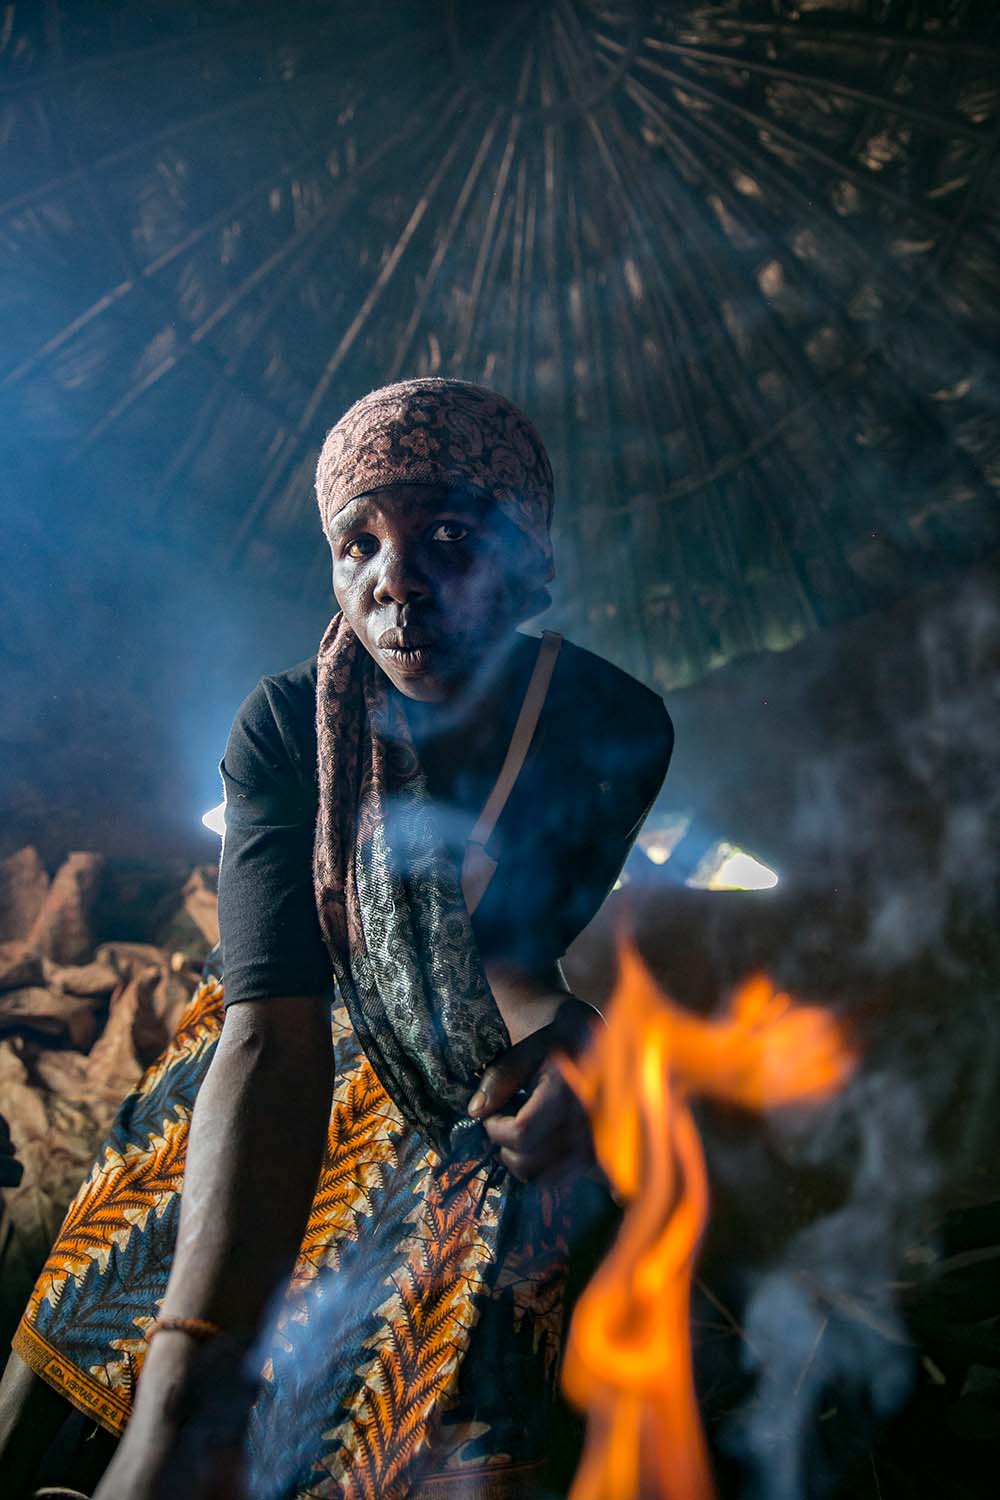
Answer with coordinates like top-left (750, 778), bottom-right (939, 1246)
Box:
top-left (547, 635), bottom-right (673, 762)
top-left (259, 655), bottom-right (318, 723)
top-left (240, 656), bottom-right (318, 728)
top-left (226, 656), bottom-right (319, 794)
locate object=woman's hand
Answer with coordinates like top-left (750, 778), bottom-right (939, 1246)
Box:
top-left (93, 1423), bottom-right (245, 1500)
top-left (93, 1334), bottom-right (249, 1500)
top-left (468, 997), bottom-right (600, 1183)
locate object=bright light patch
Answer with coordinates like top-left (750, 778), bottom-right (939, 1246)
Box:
top-left (687, 841), bottom-right (778, 891)
top-left (638, 813), bottom-right (692, 867)
top-left (202, 802), bottom-right (226, 836)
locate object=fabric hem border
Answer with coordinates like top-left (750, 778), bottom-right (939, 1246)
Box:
top-left (12, 1318), bottom-right (129, 1437)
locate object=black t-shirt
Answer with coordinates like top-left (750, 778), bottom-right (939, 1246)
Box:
top-left (217, 632), bottom-right (673, 1004)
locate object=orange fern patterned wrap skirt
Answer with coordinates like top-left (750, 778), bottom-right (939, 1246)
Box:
top-left (14, 969), bottom-right (595, 1499)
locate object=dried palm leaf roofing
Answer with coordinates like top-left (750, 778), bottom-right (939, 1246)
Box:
top-left (4, 0), bottom-right (999, 691)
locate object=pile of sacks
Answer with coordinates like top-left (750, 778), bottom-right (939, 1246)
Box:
top-left (0, 847), bottom-right (219, 1346)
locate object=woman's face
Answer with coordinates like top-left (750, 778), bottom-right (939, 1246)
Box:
top-left (329, 482), bottom-right (538, 701)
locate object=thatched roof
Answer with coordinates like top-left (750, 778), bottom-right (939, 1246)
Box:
top-left (5, 1), bottom-right (999, 689)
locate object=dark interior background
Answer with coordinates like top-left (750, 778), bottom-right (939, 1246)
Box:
top-left (2, 4), bottom-right (999, 1497)
top-left (3, 0), bottom-right (998, 873)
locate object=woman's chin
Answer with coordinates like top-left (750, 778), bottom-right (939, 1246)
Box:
top-left (393, 677), bottom-right (450, 702)
top-left (380, 657), bottom-right (452, 702)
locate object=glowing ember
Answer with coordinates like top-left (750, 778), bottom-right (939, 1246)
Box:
top-left (559, 944), bottom-right (855, 1500)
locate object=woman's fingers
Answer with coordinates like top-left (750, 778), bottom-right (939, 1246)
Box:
top-left (468, 996), bottom-right (601, 1120)
top-left (467, 996), bottom-right (604, 1182)
top-left (468, 1028), bottom-right (551, 1118)
top-left (482, 1066), bottom-right (561, 1149)
top-left (499, 1130), bottom-right (590, 1184)
top-left (483, 1066), bottom-right (593, 1182)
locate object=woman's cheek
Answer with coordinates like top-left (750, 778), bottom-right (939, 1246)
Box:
top-left (333, 560), bottom-right (363, 602)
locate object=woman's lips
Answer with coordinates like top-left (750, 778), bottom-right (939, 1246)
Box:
top-left (378, 639), bottom-right (437, 674)
top-left (376, 628), bottom-right (443, 674)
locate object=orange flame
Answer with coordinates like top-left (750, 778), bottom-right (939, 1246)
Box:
top-left (560, 943), bottom-right (855, 1500)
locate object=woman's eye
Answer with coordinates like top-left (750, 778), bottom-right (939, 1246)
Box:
top-left (345, 534), bottom-right (377, 560)
top-left (431, 521), bottom-right (469, 543)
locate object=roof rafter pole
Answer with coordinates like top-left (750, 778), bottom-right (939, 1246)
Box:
top-left (385, 109), bottom-right (503, 383)
top-left (0, 16), bottom-right (261, 94)
top-left (642, 35), bottom-right (988, 145)
top-left (2, 109), bottom-right (367, 390)
top-left (573, 194), bottom-right (708, 678)
top-left (591, 79), bottom-right (1000, 509)
top-left (571, 62), bottom-right (765, 658)
top-left (599, 103), bottom-right (823, 638)
top-left (296, 94), bottom-right (475, 427)
top-left (630, 81), bottom-right (846, 416)
top-left (74, 74), bottom-right (462, 456)
top-left (472, 188), bottom-right (517, 383)
top-left (616, 93), bottom-right (866, 620)
top-left (626, 84), bottom-right (874, 614)
top-left (547, 6), bottom-right (720, 673)
top-left (544, 10), bottom-right (649, 671)
top-left (536, 32), bottom-right (578, 623)
top-left (547, 0), bottom-right (660, 677)
top-left (550, 179), bottom-right (590, 622)
top-left (623, 71), bottom-right (963, 343)
top-left (503, 154), bottom-right (528, 405)
top-left (2, 82), bottom-right (303, 219)
top-left (863, 106), bottom-right (1000, 508)
top-left (682, 17), bottom-right (1000, 62)
top-left (206, 93), bottom-right (485, 405)
top-left (452, 45), bottom-right (534, 371)
top-left (614, 46), bottom-right (958, 232)
top-left (146, 377), bottom-right (228, 520)
top-left (0, 20), bottom-right (436, 216)
top-left (38, 0), bottom-right (206, 460)
top-left (0, 8), bottom-right (406, 96)
top-left (536, 23), bottom-right (615, 628)
top-left (517, 176), bottom-right (539, 406)
top-left (232, 88), bottom-right (481, 560)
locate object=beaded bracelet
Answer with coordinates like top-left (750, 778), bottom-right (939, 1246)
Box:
top-left (145, 1315), bottom-right (225, 1347)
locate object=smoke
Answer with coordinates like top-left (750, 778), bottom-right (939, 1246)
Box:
top-left (688, 565), bottom-right (1000, 1498)
top-left (792, 566), bottom-right (1000, 978)
top-left (717, 1065), bottom-right (934, 1500)
top-left (243, 1263), bottom-right (359, 1498)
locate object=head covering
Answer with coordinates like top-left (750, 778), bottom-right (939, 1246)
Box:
top-left (315, 377), bottom-right (555, 582)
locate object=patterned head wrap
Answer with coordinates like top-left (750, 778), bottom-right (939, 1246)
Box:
top-left (315, 378), bottom-right (555, 583)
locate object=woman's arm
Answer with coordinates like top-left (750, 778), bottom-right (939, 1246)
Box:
top-left (94, 992), bottom-right (334, 1500)
top-left (483, 958), bottom-right (572, 1045)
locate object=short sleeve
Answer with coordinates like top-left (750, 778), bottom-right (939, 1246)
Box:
top-left (217, 677), bottom-right (334, 1006)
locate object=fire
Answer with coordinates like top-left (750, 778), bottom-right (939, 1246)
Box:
top-left (559, 943), bottom-right (855, 1500)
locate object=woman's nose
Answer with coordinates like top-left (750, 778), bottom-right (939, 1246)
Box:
top-left (372, 546), bottom-right (430, 606)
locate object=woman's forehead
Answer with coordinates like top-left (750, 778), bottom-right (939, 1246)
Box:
top-left (331, 483), bottom-right (490, 531)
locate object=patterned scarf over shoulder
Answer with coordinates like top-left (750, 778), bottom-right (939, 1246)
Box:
top-left (312, 379), bottom-right (556, 1154)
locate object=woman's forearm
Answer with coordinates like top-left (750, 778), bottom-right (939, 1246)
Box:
top-left (484, 960), bottom-right (571, 1044)
top-left (132, 994), bottom-right (334, 1421)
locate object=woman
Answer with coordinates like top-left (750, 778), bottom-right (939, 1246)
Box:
top-left (1, 379), bottom-right (672, 1499)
